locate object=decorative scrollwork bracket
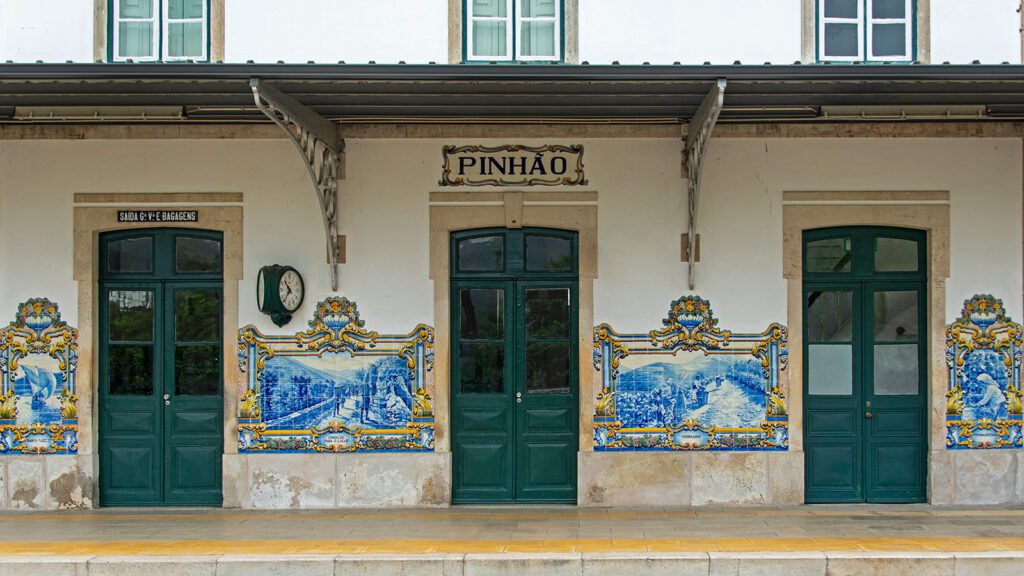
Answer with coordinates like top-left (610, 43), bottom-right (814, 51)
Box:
top-left (251, 78), bottom-right (344, 291)
top-left (683, 79), bottom-right (726, 290)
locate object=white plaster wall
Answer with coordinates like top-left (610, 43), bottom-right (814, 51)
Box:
top-left (224, 0), bottom-right (448, 64)
top-left (578, 0), bottom-right (802, 65)
top-left (931, 0), bottom-right (1022, 64)
top-left (0, 0), bottom-right (92, 63)
top-left (0, 136), bottom-right (1020, 339)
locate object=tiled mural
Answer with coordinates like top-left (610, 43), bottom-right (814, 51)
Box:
top-left (238, 296), bottom-right (435, 452)
top-left (593, 296), bottom-right (789, 451)
top-left (0, 298), bottom-right (79, 454)
top-left (946, 294), bottom-right (1023, 449)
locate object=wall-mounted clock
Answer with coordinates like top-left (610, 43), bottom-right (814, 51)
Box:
top-left (257, 265), bottom-right (305, 327)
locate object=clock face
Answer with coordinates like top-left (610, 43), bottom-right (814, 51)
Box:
top-left (256, 268), bottom-right (266, 310)
top-left (278, 269), bottom-right (304, 312)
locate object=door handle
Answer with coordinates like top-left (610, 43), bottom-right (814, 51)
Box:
top-left (516, 392), bottom-right (522, 404)
top-left (163, 394), bottom-right (171, 406)
top-left (865, 411), bottom-right (873, 419)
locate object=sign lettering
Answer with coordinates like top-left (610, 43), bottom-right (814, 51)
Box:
top-left (117, 210), bottom-right (198, 223)
top-left (440, 144), bottom-right (586, 187)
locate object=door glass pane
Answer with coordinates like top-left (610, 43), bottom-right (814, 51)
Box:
top-left (809, 344), bottom-right (853, 395)
top-left (874, 344), bottom-right (918, 395)
top-left (807, 290), bottom-right (853, 342)
top-left (872, 23), bottom-right (906, 57)
top-left (458, 236), bottom-right (504, 272)
top-left (118, 22), bottom-right (154, 58)
top-left (175, 237), bottom-right (221, 273)
top-left (167, 21), bottom-right (203, 58)
top-left (120, 0), bottom-right (153, 18)
top-left (522, 0), bottom-right (555, 17)
top-left (521, 22), bottom-right (556, 57)
top-left (824, 0), bottom-right (858, 18)
top-left (175, 345), bottom-right (219, 395)
top-left (874, 237), bottom-right (918, 272)
top-left (806, 237), bottom-right (851, 272)
top-left (459, 289), bottom-right (504, 339)
top-left (525, 342), bottom-right (570, 394)
top-left (459, 343), bottom-right (504, 393)
top-left (108, 290), bottom-right (154, 342)
top-left (473, 21), bottom-right (507, 57)
top-left (824, 23), bottom-right (859, 57)
top-left (107, 237), bottom-right (153, 274)
top-left (109, 345), bottom-right (153, 395)
top-left (175, 290), bottom-right (220, 341)
top-left (526, 235), bottom-right (572, 271)
top-left (473, 0), bottom-right (507, 17)
top-left (873, 291), bottom-right (918, 341)
top-left (872, 0), bottom-right (906, 19)
top-left (525, 288), bottom-right (569, 339)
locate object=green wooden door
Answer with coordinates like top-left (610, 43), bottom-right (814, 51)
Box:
top-left (99, 230), bottom-right (224, 506)
top-left (803, 228), bottom-right (927, 503)
top-left (451, 229), bottom-right (579, 504)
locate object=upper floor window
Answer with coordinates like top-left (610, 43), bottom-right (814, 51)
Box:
top-left (466, 0), bottom-right (562, 62)
top-left (112, 0), bottom-right (208, 62)
top-left (818, 0), bottom-right (914, 62)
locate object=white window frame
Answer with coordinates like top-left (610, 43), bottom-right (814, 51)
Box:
top-left (467, 0), bottom-right (514, 62)
top-left (866, 0), bottom-right (913, 61)
top-left (162, 0), bottom-right (209, 62)
top-left (515, 0), bottom-right (561, 62)
top-left (818, 0), bottom-right (864, 62)
top-left (466, 0), bottom-right (562, 62)
top-left (112, 0), bottom-right (160, 62)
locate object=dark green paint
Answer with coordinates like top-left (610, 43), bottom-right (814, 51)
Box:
top-left (451, 228), bottom-right (578, 504)
top-left (99, 229), bottom-right (223, 506)
top-left (803, 226), bottom-right (927, 503)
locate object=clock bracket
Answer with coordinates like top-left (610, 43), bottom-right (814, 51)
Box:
top-left (251, 78), bottom-right (344, 291)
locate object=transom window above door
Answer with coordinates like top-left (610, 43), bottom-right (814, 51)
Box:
top-left (818, 0), bottom-right (914, 62)
top-left (111, 0), bottom-right (209, 62)
top-left (466, 0), bottom-right (563, 62)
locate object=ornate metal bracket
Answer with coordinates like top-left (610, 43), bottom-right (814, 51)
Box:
top-left (683, 79), bottom-right (726, 290)
top-left (250, 78), bottom-right (344, 291)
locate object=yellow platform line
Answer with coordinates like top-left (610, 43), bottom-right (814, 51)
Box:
top-left (1, 537), bottom-right (1022, 556)
top-left (1, 508), bottom-right (1022, 523)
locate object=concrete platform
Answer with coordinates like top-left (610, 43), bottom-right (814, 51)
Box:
top-left (0, 506), bottom-right (1021, 574)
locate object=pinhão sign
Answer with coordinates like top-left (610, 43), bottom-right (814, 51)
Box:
top-left (439, 144), bottom-right (587, 187)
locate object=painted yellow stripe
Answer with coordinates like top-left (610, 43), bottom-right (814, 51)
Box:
top-left (2, 508), bottom-right (1023, 523)
top-left (0, 537), bottom-right (1022, 556)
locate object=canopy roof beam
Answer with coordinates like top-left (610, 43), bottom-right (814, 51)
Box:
top-left (684, 78), bottom-right (726, 290)
top-left (250, 78), bottom-right (343, 291)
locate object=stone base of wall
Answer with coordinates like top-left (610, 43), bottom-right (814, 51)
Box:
top-left (930, 450), bottom-right (1024, 505)
top-left (224, 452), bottom-right (451, 509)
top-left (578, 451), bottom-right (804, 507)
top-left (0, 454), bottom-right (95, 510)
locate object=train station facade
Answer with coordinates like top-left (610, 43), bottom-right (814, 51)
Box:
top-left (0, 2), bottom-right (1022, 510)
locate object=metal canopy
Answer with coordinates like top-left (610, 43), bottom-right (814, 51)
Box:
top-left (2, 63), bottom-right (1024, 122)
